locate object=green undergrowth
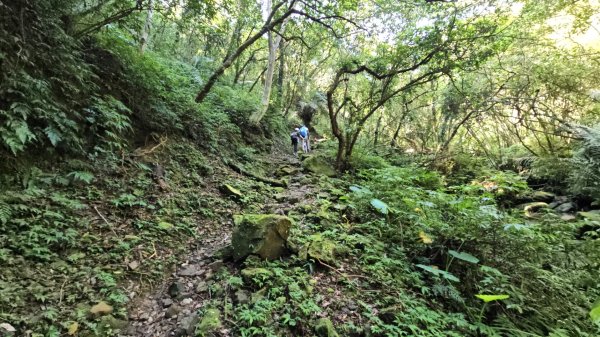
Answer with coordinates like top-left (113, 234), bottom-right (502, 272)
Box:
top-left (0, 138), bottom-right (238, 336)
top-left (211, 160), bottom-right (599, 336)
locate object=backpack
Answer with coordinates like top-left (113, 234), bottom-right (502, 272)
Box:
top-left (290, 131), bottom-right (299, 141)
top-left (299, 126), bottom-right (308, 138)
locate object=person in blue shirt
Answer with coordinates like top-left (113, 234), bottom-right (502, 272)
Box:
top-left (299, 125), bottom-right (310, 152)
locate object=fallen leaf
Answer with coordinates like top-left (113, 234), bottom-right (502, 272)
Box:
top-left (128, 260), bottom-right (140, 270)
top-left (68, 322), bottom-right (79, 335)
top-left (419, 231), bottom-right (433, 244)
top-left (90, 301), bottom-right (113, 315)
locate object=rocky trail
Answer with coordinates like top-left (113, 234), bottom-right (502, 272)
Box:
top-left (123, 150), bottom-right (319, 337)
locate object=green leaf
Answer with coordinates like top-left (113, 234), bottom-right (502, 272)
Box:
top-left (349, 185), bottom-right (363, 192)
top-left (475, 294), bottom-right (510, 302)
top-left (416, 264), bottom-right (460, 282)
top-left (158, 221), bottom-right (174, 230)
top-left (370, 198), bottom-right (389, 215)
top-left (448, 250), bottom-right (480, 264)
top-left (590, 299), bottom-right (600, 324)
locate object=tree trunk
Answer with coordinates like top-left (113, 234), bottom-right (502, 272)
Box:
top-left (195, 0), bottom-right (293, 103)
top-left (250, 13), bottom-right (288, 124)
top-left (139, 0), bottom-right (154, 53)
top-left (276, 40), bottom-right (286, 110)
top-left (373, 115), bottom-right (383, 148)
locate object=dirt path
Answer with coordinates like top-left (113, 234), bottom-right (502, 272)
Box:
top-left (123, 151), bottom-right (317, 337)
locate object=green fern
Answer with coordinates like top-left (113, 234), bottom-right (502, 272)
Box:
top-left (0, 201), bottom-right (11, 225)
top-left (44, 126), bottom-right (62, 146)
top-left (66, 171), bottom-right (94, 184)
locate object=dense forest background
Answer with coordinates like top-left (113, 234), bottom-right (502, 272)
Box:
top-left (0, 0), bottom-right (599, 336)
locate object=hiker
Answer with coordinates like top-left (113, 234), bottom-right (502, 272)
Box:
top-left (290, 128), bottom-right (300, 157)
top-left (299, 125), bottom-right (310, 152)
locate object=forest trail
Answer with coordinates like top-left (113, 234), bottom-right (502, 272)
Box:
top-left (124, 149), bottom-right (318, 337)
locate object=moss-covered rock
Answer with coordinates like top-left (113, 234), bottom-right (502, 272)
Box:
top-left (220, 183), bottom-right (243, 199)
top-left (197, 308), bottom-right (221, 336)
top-left (299, 234), bottom-right (347, 265)
top-left (277, 166), bottom-right (299, 177)
top-left (97, 315), bottom-right (128, 334)
top-left (231, 214), bottom-right (293, 261)
top-left (531, 191), bottom-right (556, 202)
top-left (578, 210), bottom-right (600, 221)
top-left (241, 267), bottom-right (273, 282)
top-left (517, 202), bottom-right (549, 212)
top-left (251, 287), bottom-right (268, 303)
top-left (303, 155), bottom-right (336, 177)
top-left (315, 317), bottom-right (339, 337)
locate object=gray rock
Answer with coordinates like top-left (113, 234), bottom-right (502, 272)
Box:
top-left (137, 312), bottom-right (150, 321)
top-left (161, 298), bottom-right (173, 308)
top-left (286, 195), bottom-right (300, 203)
top-left (234, 290), bottom-right (250, 305)
top-left (165, 304), bottom-right (181, 319)
top-left (180, 313), bottom-right (200, 336)
top-left (178, 265), bottom-right (205, 277)
top-left (548, 201), bottom-right (561, 209)
top-left (195, 281), bottom-right (208, 293)
top-left (555, 202), bottom-right (576, 213)
top-left (181, 298), bottom-right (193, 306)
top-left (207, 260), bottom-right (224, 272)
top-left (168, 282), bottom-right (185, 298)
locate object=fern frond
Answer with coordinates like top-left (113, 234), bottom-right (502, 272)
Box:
top-left (66, 171), bottom-right (94, 184)
top-left (44, 126), bottom-right (62, 146)
top-left (0, 201), bottom-right (12, 225)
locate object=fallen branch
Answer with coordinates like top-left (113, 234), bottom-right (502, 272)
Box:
top-left (316, 258), bottom-right (369, 279)
top-left (224, 160), bottom-right (287, 187)
top-left (132, 135), bottom-right (168, 157)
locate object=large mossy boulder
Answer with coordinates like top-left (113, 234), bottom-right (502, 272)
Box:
top-left (315, 318), bottom-right (339, 337)
top-left (197, 308), bottom-right (221, 336)
top-left (303, 155), bottom-right (336, 177)
top-left (232, 214), bottom-right (293, 261)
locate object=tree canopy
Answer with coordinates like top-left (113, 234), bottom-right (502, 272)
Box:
top-left (1, 0), bottom-right (599, 336)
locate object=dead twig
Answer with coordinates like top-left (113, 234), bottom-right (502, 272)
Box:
top-left (132, 135), bottom-right (168, 157)
top-left (148, 242), bottom-right (157, 259)
top-left (58, 278), bottom-right (68, 305)
top-left (316, 259), bottom-right (369, 279)
top-left (94, 206), bottom-right (117, 236)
